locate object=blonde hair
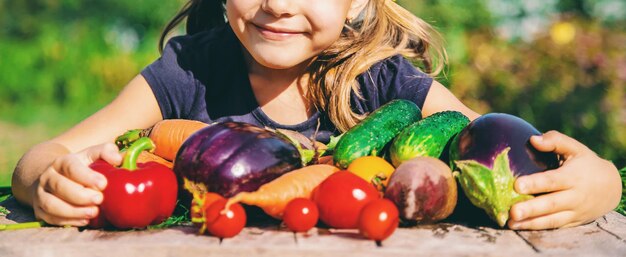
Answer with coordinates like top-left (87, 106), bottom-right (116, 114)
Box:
top-left (160, 0), bottom-right (447, 132)
top-left (308, 0), bottom-right (447, 132)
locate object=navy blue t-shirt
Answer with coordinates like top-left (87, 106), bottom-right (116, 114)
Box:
top-left (141, 24), bottom-right (433, 143)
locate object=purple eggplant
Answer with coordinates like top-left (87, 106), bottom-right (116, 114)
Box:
top-left (449, 113), bottom-right (559, 227)
top-left (174, 122), bottom-right (302, 198)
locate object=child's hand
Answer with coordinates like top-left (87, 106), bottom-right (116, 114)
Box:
top-left (31, 143), bottom-right (122, 227)
top-left (507, 131), bottom-right (621, 230)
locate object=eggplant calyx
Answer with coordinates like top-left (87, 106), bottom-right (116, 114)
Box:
top-left (183, 178), bottom-right (209, 196)
top-left (454, 147), bottom-right (533, 227)
top-left (273, 129), bottom-right (322, 165)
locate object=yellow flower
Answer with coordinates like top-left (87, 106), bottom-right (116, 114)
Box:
top-left (550, 21), bottom-right (576, 45)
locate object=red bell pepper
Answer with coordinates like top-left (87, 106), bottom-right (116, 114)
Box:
top-left (88, 137), bottom-right (178, 229)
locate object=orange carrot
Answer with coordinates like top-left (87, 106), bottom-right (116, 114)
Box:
top-left (149, 119), bottom-right (209, 161)
top-left (224, 164), bottom-right (339, 219)
top-left (116, 119), bottom-right (209, 162)
top-left (137, 151), bottom-right (173, 169)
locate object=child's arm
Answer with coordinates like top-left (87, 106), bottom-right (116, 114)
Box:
top-left (422, 81), bottom-right (481, 120)
top-left (11, 75), bottom-right (163, 226)
top-left (508, 131), bottom-right (621, 230)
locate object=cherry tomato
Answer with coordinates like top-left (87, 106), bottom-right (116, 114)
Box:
top-left (358, 199), bottom-right (399, 241)
top-left (283, 198), bottom-right (319, 232)
top-left (204, 198), bottom-right (246, 238)
top-left (312, 171), bottom-right (380, 229)
top-left (191, 192), bottom-right (224, 227)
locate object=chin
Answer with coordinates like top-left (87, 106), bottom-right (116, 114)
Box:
top-left (251, 50), bottom-right (309, 70)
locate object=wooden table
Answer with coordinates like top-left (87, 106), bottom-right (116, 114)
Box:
top-left (1, 197), bottom-right (625, 257)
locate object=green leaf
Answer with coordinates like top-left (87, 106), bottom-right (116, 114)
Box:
top-left (0, 206), bottom-right (9, 216)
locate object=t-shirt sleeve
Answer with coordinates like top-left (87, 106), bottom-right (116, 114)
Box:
top-left (380, 55), bottom-right (433, 109)
top-left (141, 35), bottom-right (200, 120)
top-left (357, 55), bottom-right (433, 112)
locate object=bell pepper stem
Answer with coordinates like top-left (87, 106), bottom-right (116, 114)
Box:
top-left (121, 137), bottom-right (156, 171)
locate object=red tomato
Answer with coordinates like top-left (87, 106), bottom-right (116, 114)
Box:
top-left (283, 198), bottom-right (319, 232)
top-left (312, 171), bottom-right (380, 229)
top-left (358, 199), bottom-right (399, 241)
top-left (204, 198), bottom-right (246, 238)
top-left (191, 192), bottom-right (224, 227)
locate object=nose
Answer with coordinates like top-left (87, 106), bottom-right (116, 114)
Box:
top-left (261, 0), bottom-right (296, 18)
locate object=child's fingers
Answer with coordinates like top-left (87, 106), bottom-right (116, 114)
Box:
top-left (530, 131), bottom-right (587, 158)
top-left (34, 189), bottom-right (98, 224)
top-left (509, 190), bottom-right (576, 222)
top-left (507, 210), bottom-right (579, 230)
top-left (53, 154), bottom-right (107, 191)
top-left (41, 169), bottom-right (103, 206)
top-left (80, 143), bottom-right (122, 167)
top-left (515, 167), bottom-right (573, 195)
top-left (34, 207), bottom-right (90, 227)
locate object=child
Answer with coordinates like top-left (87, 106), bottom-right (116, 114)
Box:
top-left (11, 0), bottom-right (621, 230)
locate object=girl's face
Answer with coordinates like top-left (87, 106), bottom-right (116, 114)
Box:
top-left (226, 0), bottom-right (366, 70)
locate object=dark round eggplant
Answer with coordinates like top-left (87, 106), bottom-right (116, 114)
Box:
top-left (174, 122), bottom-right (302, 198)
top-left (450, 113), bottom-right (559, 176)
top-left (449, 113), bottom-right (559, 227)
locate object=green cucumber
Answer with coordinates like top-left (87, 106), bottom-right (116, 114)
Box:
top-left (333, 99), bottom-right (422, 168)
top-left (390, 110), bottom-right (470, 167)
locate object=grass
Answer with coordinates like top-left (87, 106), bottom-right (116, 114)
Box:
top-left (0, 103), bottom-right (105, 186)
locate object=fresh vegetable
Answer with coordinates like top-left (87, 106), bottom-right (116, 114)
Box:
top-left (224, 164), bottom-right (338, 219)
top-left (283, 198), bottom-right (319, 232)
top-left (312, 171), bottom-right (380, 229)
top-left (190, 192), bottom-right (225, 227)
top-left (202, 198), bottom-right (246, 238)
top-left (116, 119), bottom-right (209, 161)
top-left (358, 199), bottom-right (399, 243)
top-left (333, 99), bottom-right (422, 168)
top-left (390, 111), bottom-right (469, 167)
top-left (137, 151), bottom-right (173, 169)
top-left (449, 113), bottom-right (559, 227)
top-left (347, 156), bottom-right (395, 192)
top-left (88, 137), bottom-right (178, 229)
top-left (384, 157), bottom-right (457, 224)
top-left (175, 122), bottom-right (302, 198)
top-left (273, 128), bottom-right (327, 165)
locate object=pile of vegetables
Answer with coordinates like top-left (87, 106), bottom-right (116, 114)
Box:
top-left (44, 99), bottom-right (583, 245)
top-left (4, 106), bottom-right (622, 242)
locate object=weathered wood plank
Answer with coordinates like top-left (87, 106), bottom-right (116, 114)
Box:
top-left (294, 227), bottom-right (381, 256)
top-left (597, 211), bottom-right (626, 242)
top-left (2, 197), bottom-right (626, 257)
top-left (516, 214), bottom-right (626, 256)
top-left (379, 223), bottom-right (539, 257)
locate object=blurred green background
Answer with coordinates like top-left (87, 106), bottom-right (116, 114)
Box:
top-left (1, 0), bottom-right (625, 187)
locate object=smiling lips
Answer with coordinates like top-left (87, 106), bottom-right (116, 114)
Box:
top-left (253, 24), bottom-right (303, 41)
